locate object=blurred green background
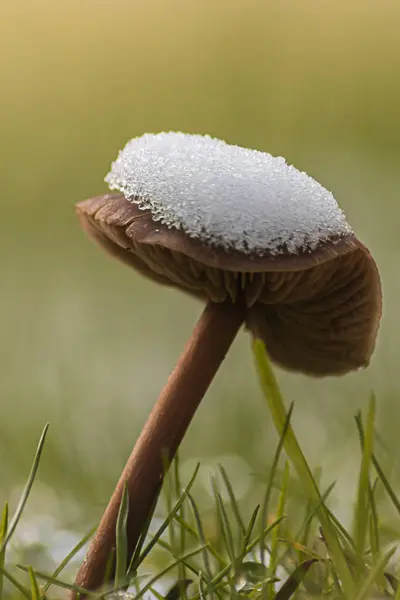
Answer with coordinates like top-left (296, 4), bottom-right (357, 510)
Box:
top-left (1, 0), bottom-right (400, 570)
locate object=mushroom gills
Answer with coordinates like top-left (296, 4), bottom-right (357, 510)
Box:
top-left (246, 248), bottom-right (381, 376)
top-left (111, 240), bottom-right (311, 307)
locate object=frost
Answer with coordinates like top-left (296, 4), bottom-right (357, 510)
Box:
top-left (105, 132), bottom-right (352, 255)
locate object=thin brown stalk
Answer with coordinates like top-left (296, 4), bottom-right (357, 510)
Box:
top-left (72, 299), bottom-right (246, 597)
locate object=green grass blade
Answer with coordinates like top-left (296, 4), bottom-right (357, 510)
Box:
top-left (237, 504), bottom-right (260, 567)
top-left (355, 413), bottom-right (400, 517)
top-left (212, 486), bottom-right (237, 596)
top-left (267, 461), bottom-right (289, 599)
top-left (198, 572), bottom-right (208, 599)
top-left (164, 456), bottom-right (177, 552)
top-left (103, 547), bottom-right (115, 587)
top-left (187, 492), bottom-right (214, 592)
top-left (272, 480), bottom-right (336, 573)
top-left (299, 467), bottom-right (327, 565)
top-left (164, 456), bottom-right (189, 600)
top-left (260, 403), bottom-right (293, 566)
top-left (354, 546), bottom-right (397, 600)
top-left (213, 485), bottom-right (236, 566)
top-left (173, 512), bottom-right (227, 568)
top-left (0, 503), bottom-right (8, 600)
top-left (153, 537), bottom-right (204, 578)
top-left (253, 340), bottom-right (353, 597)
top-left (177, 509), bottom-right (284, 600)
top-left (127, 486), bottom-right (160, 574)
top-left (301, 467), bottom-right (321, 549)
top-left (149, 585), bottom-right (165, 599)
top-left (218, 464), bottom-right (246, 539)
top-left (135, 463), bottom-right (200, 567)
top-left (115, 481), bottom-right (129, 588)
top-left (275, 559), bottom-right (317, 600)
top-left (368, 479), bottom-right (380, 560)
top-left (191, 564), bottom-right (231, 600)
top-left (134, 545), bottom-right (207, 600)
top-left (173, 454), bottom-right (188, 600)
top-left (299, 482), bottom-right (336, 550)
top-left (246, 516), bottom-right (286, 556)
top-left (43, 526), bottom-right (97, 594)
top-left (173, 454), bottom-right (184, 532)
top-left (0, 424), bottom-right (49, 553)
top-left (353, 398), bottom-right (375, 572)
top-left (28, 566), bottom-right (41, 600)
top-left (197, 515), bottom-right (284, 599)
top-left (0, 566), bottom-right (30, 599)
top-left (17, 565), bottom-right (97, 596)
top-left (191, 523), bottom-right (284, 600)
top-left (325, 506), bottom-right (355, 551)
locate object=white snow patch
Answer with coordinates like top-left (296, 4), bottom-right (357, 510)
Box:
top-left (105, 132), bottom-right (351, 255)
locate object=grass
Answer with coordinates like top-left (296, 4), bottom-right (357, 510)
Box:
top-left (1, 341), bottom-right (400, 599)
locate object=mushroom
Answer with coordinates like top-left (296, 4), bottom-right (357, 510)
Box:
top-left (73, 132), bottom-right (381, 594)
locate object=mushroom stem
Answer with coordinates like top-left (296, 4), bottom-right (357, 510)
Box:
top-left (72, 299), bottom-right (247, 597)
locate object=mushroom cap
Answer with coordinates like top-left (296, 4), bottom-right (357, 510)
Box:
top-left (104, 132), bottom-right (351, 257)
top-left (76, 132), bottom-right (381, 377)
top-left (77, 193), bottom-right (381, 377)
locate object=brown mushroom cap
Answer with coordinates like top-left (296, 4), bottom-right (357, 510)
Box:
top-left (77, 193), bottom-right (381, 377)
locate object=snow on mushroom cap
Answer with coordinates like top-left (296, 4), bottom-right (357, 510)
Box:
top-left (105, 132), bottom-right (352, 255)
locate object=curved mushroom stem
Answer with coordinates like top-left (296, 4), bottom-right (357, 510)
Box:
top-left (72, 299), bottom-right (247, 597)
